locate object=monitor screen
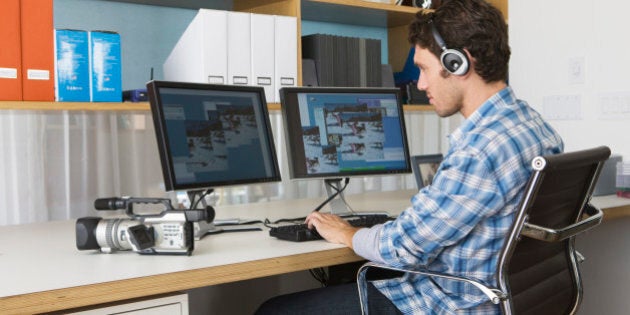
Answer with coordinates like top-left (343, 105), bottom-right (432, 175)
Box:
top-left (147, 80), bottom-right (281, 192)
top-left (280, 87), bottom-right (411, 180)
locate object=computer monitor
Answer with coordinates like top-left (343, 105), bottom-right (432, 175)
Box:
top-left (147, 80), bottom-right (281, 236)
top-left (280, 86), bottom-right (411, 214)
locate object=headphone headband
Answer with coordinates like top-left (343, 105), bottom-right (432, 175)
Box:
top-left (429, 20), bottom-right (447, 51)
top-left (428, 19), bottom-right (469, 76)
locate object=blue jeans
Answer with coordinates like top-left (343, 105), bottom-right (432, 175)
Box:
top-left (254, 282), bottom-right (402, 314)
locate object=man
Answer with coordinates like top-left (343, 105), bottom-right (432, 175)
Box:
top-left (256, 0), bottom-right (563, 313)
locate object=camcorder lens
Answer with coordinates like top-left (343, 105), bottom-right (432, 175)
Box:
top-left (75, 217), bottom-right (102, 250)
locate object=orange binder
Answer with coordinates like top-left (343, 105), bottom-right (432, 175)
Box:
top-left (0, 0), bottom-right (22, 101)
top-left (20, 0), bottom-right (55, 101)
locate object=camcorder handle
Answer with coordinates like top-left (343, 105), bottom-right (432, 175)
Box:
top-left (94, 196), bottom-right (174, 211)
top-left (95, 197), bottom-right (175, 218)
top-left (94, 196), bottom-right (214, 223)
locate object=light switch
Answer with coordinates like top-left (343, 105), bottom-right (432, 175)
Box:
top-left (568, 56), bottom-right (585, 85)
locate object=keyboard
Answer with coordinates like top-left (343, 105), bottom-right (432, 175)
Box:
top-left (269, 214), bottom-right (393, 242)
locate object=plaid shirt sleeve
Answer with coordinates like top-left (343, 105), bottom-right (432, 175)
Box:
top-left (381, 149), bottom-right (507, 268)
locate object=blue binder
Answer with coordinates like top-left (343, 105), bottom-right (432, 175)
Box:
top-left (90, 31), bottom-right (122, 102)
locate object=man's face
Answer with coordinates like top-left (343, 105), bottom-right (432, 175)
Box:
top-left (414, 45), bottom-right (462, 118)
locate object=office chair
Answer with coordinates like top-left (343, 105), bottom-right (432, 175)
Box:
top-left (357, 146), bottom-right (611, 314)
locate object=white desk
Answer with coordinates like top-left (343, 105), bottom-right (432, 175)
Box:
top-left (590, 193), bottom-right (630, 220)
top-left (0, 190), bottom-right (627, 314)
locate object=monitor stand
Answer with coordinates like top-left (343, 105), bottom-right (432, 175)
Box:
top-left (324, 178), bottom-right (391, 218)
top-left (325, 178), bottom-right (351, 216)
top-left (187, 190), bottom-right (222, 240)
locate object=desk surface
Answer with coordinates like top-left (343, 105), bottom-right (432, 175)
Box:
top-left (0, 190), bottom-right (628, 314)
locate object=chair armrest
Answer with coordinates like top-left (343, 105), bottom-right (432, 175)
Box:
top-left (356, 262), bottom-right (506, 314)
top-left (521, 204), bottom-right (603, 242)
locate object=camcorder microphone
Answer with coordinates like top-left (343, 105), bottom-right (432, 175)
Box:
top-left (94, 197), bottom-right (128, 210)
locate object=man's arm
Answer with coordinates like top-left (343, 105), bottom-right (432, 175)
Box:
top-left (305, 211), bottom-right (387, 263)
top-left (305, 211), bottom-right (359, 247)
top-left (353, 225), bottom-right (386, 263)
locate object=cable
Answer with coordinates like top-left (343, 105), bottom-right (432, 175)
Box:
top-left (263, 217), bottom-right (307, 228)
top-left (262, 178), bottom-right (352, 228)
top-left (216, 219), bottom-right (264, 226)
top-left (309, 267), bottom-right (329, 287)
top-left (190, 188), bottom-right (214, 210)
top-left (237, 219), bottom-right (264, 225)
top-left (313, 177), bottom-right (350, 212)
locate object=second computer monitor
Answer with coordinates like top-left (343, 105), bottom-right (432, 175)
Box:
top-left (280, 86), bottom-right (411, 181)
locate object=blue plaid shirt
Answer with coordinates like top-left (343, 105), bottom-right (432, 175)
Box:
top-left (356, 87), bottom-right (563, 314)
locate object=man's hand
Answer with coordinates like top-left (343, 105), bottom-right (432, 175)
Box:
top-left (305, 212), bottom-right (360, 248)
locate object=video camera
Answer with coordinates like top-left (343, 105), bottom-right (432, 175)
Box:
top-left (75, 197), bottom-right (213, 255)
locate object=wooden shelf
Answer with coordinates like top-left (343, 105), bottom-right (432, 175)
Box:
top-left (0, 101), bottom-right (287, 112)
top-left (255, 103), bottom-right (433, 111)
top-left (403, 104), bottom-right (433, 111)
top-left (267, 102), bottom-right (281, 111)
top-left (105, 0), bottom-right (423, 26)
top-left (103, 0), bottom-right (232, 10)
top-left (267, 103), bottom-right (434, 111)
top-left (302, 0), bottom-right (421, 27)
top-left (0, 101), bottom-right (150, 111)
top-left (0, 101), bottom-right (431, 112)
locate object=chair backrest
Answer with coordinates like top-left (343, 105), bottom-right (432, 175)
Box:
top-left (496, 146), bottom-right (611, 315)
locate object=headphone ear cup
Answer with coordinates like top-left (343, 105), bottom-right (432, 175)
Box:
top-left (440, 49), bottom-right (469, 75)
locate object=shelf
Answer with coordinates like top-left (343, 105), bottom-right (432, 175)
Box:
top-left (0, 101), bottom-right (431, 112)
top-left (0, 101), bottom-right (286, 112)
top-left (0, 101), bottom-right (150, 111)
top-left (261, 103), bottom-right (435, 112)
top-left (302, 0), bottom-right (421, 27)
top-left (104, 0), bottom-right (422, 26)
top-left (238, 103), bottom-right (433, 111)
top-left (403, 104), bottom-right (433, 111)
top-left (103, 0), bottom-right (233, 10)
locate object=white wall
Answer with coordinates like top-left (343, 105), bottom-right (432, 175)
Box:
top-left (509, 1), bottom-right (630, 313)
top-left (509, 0), bottom-right (630, 158)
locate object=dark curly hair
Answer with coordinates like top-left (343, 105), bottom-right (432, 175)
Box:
top-left (408, 0), bottom-right (510, 83)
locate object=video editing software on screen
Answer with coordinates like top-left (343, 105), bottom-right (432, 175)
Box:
top-left (281, 87), bottom-right (410, 179)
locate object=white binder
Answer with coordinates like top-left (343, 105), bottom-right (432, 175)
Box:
top-left (164, 9), bottom-right (227, 84)
top-left (273, 15), bottom-right (297, 102)
top-left (250, 13), bottom-right (275, 103)
top-left (227, 11), bottom-right (251, 86)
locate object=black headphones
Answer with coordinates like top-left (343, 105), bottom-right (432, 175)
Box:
top-left (429, 20), bottom-right (469, 76)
